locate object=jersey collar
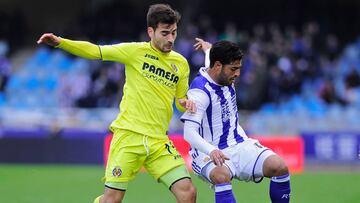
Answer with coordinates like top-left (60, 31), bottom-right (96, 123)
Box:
top-left (200, 67), bottom-right (221, 86)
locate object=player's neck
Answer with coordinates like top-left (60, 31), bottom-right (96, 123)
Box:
top-left (207, 68), bottom-right (221, 85)
top-left (149, 41), bottom-right (170, 55)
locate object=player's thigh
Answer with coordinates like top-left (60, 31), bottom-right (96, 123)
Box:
top-left (105, 129), bottom-right (146, 185)
top-left (144, 138), bottom-right (188, 182)
top-left (229, 139), bottom-right (275, 182)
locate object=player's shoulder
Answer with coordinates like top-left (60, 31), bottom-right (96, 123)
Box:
top-left (115, 41), bottom-right (147, 47)
top-left (187, 83), bottom-right (211, 104)
top-left (190, 73), bottom-right (208, 91)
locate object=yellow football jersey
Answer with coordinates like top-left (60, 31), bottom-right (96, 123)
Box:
top-left (100, 42), bottom-right (189, 138)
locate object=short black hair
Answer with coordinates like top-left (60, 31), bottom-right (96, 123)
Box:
top-left (209, 40), bottom-right (244, 67)
top-left (147, 4), bottom-right (181, 30)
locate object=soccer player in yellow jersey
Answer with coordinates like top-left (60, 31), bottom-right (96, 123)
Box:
top-left (37, 4), bottom-right (197, 203)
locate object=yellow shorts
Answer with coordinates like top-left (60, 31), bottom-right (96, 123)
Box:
top-left (104, 129), bottom-right (187, 188)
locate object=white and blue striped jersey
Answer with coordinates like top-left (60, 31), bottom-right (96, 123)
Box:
top-left (181, 67), bottom-right (248, 150)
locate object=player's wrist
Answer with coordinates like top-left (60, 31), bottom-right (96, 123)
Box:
top-left (54, 37), bottom-right (63, 48)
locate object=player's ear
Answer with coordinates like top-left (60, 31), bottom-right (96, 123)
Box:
top-left (214, 61), bottom-right (222, 70)
top-left (147, 27), bottom-right (154, 39)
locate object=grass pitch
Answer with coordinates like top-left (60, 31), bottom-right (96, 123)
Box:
top-left (0, 164), bottom-right (359, 203)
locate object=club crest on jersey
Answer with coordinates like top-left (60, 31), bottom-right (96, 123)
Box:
top-left (112, 166), bottom-right (122, 177)
top-left (171, 64), bottom-right (179, 72)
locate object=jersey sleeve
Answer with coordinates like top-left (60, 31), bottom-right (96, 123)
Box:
top-left (180, 88), bottom-right (210, 124)
top-left (184, 121), bottom-right (217, 155)
top-left (56, 38), bottom-right (102, 60)
top-left (99, 42), bottom-right (138, 64)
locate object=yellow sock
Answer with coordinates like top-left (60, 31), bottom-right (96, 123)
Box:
top-left (93, 195), bottom-right (101, 203)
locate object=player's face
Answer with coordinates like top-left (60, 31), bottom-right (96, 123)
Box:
top-left (148, 23), bottom-right (177, 53)
top-left (218, 60), bottom-right (242, 86)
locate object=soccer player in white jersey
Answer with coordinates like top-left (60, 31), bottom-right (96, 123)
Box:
top-left (181, 38), bottom-right (291, 203)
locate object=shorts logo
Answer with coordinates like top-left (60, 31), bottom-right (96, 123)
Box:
top-left (203, 156), bottom-right (210, 163)
top-left (165, 142), bottom-right (175, 154)
top-left (112, 166), bottom-right (122, 177)
top-left (254, 142), bottom-right (264, 149)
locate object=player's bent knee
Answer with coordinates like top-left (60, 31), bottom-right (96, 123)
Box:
top-left (159, 165), bottom-right (196, 202)
top-left (171, 178), bottom-right (197, 202)
top-left (183, 182), bottom-right (197, 199)
top-left (273, 158), bottom-right (289, 176)
top-left (264, 155), bottom-right (289, 177)
top-left (172, 178), bottom-right (196, 192)
top-left (210, 166), bottom-right (231, 184)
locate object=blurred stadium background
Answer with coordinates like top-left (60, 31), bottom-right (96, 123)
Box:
top-left (1, 0), bottom-right (360, 202)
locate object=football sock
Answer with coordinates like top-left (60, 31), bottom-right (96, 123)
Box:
top-left (215, 182), bottom-right (237, 203)
top-left (270, 174), bottom-right (291, 203)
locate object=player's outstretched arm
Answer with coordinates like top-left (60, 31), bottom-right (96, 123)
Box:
top-left (194, 38), bottom-right (212, 68)
top-left (37, 33), bottom-right (102, 60)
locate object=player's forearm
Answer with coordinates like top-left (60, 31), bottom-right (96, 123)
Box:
top-left (56, 38), bottom-right (102, 60)
top-left (184, 121), bottom-right (217, 155)
top-left (204, 49), bottom-right (210, 68)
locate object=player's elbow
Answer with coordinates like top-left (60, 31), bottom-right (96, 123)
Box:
top-left (183, 123), bottom-right (192, 143)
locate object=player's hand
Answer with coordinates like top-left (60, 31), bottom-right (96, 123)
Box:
top-left (209, 149), bottom-right (229, 166)
top-left (179, 98), bottom-right (196, 113)
top-left (37, 33), bottom-right (61, 47)
top-left (194, 38), bottom-right (212, 52)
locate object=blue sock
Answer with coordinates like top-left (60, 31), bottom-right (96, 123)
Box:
top-left (215, 183), bottom-right (237, 203)
top-left (269, 174), bottom-right (291, 203)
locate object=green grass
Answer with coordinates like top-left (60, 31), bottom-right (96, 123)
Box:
top-left (0, 164), bottom-right (360, 203)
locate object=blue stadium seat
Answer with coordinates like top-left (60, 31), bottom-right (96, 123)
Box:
top-left (42, 76), bottom-right (58, 91)
top-left (26, 77), bottom-right (41, 91)
top-left (30, 47), bottom-right (51, 67)
top-left (6, 75), bottom-right (23, 91)
top-left (0, 92), bottom-right (5, 106)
